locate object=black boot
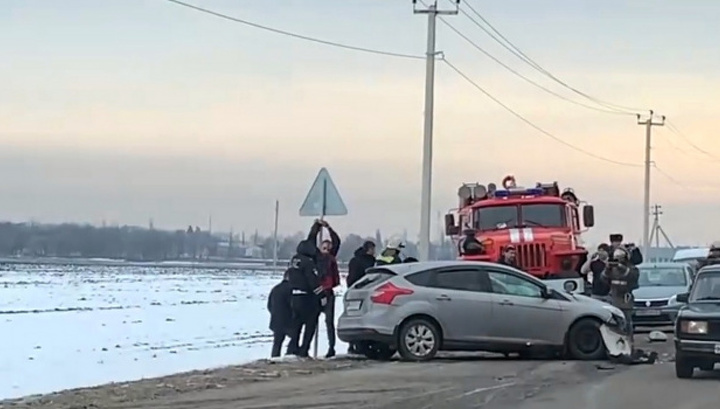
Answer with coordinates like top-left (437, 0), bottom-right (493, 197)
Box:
top-left (325, 348), bottom-right (336, 359)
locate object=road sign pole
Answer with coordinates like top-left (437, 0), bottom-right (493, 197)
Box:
top-left (298, 168), bottom-right (347, 360)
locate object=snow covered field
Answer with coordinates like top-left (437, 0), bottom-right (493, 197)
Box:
top-left (0, 264), bottom-right (348, 399)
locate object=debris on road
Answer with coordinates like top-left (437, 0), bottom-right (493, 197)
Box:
top-left (648, 330), bottom-right (669, 342)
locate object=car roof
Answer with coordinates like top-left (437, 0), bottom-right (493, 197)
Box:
top-left (370, 260), bottom-right (543, 282)
top-left (697, 265), bottom-right (720, 274)
top-left (673, 248), bottom-right (709, 260)
top-left (638, 262), bottom-right (690, 269)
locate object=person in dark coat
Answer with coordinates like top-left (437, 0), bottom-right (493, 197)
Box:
top-left (308, 219), bottom-right (342, 358)
top-left (497, 245), bottom-right (519, 268)
top-left (286, 239), bottom-right (325, 358)
top-left (267, 270), bottom-right (292, 358)
top-left (347, 241), bottom-right (376, 288)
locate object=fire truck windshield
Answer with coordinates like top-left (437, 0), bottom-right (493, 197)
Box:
top-left (474, 203), bottom-right (566, 230)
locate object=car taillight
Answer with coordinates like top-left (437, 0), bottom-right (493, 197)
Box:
top-left (370, 282), bottom-right (413, 305)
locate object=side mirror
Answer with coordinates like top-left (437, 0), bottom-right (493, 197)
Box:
top-left (582, 205), bottom-right (595, 228)
top-left (444, 214), bottom-right (460, 236)
top-left (676, 293), bottom-right (689, 303)
top-left (541, 286), bottom-right (553, 299)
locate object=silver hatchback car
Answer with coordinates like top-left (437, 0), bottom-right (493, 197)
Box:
top-left (338, 261), bottom-right (627, 361)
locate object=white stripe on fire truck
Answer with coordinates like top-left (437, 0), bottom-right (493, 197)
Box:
top-left (522, 228), bottom-right (534, 242)
top-left (509, 229), bottom-right (521, 243)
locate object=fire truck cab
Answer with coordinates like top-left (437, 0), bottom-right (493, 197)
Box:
top-left (444, 175), bottom-right (595, 280)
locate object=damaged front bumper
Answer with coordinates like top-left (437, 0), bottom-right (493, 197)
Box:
top-left (600, 322), bottom-right (632, 358)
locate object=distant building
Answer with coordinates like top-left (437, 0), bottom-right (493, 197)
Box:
top-left (644, 246), bottom-right (677, 263)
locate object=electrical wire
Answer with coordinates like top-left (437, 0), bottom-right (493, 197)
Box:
top-left (164, 0), bottom-right (424, 60)
top-left (457, 0), bottom-right (648, 114)
top-left (437, 17), bottom-right (632, 116)
top-left (441, 58), bottom-right (641, 167)
top-left (665, 120), bottom-right (720, 162)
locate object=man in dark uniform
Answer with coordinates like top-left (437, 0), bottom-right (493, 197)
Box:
top-left (267, 270), bottom-right (292, 358)
top-left (286, 239), bottom-right (325, 358)
top-left (497, 245), bottom-right (518, 268)
top-left (601, 246), bottom-right (639, 340)
top-left (698, 242), bottom-right (720, 269)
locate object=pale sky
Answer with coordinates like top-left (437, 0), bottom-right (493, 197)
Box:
top-left (1, 0), bottom-right (719, 245)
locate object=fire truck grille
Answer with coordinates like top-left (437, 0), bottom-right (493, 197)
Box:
top-left (517, 243), bottom-right (546, 269)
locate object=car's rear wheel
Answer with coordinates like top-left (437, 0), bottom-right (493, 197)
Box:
top-left (675, 354), bottom-right (695, 378)
top-left (359, 341), bottom-right (396, 361)
top-left (397, 318), bottom-right (440, 362)
top-left (566, 318), bottom-right (606, 360)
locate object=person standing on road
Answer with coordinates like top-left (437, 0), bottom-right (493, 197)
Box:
top-left (346, 240), bottom-right (376, 355)
top-left (601, 247), bottom-right (639, 341)
top-left (497, 245), bottom-right (519, 268)
top-left (582, 243), bottom-right (611, 300)
top-left (347, 241), bottom-right (376, 288)
top-left (697, 241), bottom-right (720, 269)
top-left (376, 238), bottom-right (405, 265)
top-left (309, 219), bottom-right (342, 358)
top-left (286, 238), bottom-right (326, 358)
top-left (267, 270), bottom-right (293, 358)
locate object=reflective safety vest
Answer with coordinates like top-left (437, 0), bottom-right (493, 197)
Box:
top-left (376, 255), bottom-right (399, 265)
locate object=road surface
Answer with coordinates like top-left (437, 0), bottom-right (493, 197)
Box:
top-left (4, 335), bottom-right (719, 409)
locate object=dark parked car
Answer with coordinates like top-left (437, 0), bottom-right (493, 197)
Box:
top-left (673, 265), bottom-right (720, 378)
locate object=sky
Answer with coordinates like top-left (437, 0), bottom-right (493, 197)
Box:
top-left (1, 0), bottom-right (719, 246)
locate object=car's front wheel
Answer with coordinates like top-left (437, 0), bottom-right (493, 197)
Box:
top-left (566, 318), bottom-right (606, 360)
top-left (675, 354), bottom-right (695, 379)
top-left (397, 318), bottom-right (440, 362)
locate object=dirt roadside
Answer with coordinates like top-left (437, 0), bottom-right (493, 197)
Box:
top-left (1, 333), bottom-right (675, 409)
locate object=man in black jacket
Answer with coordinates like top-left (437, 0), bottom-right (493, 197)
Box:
top-left (286, 239), bottom-right (325, 357)
top-left (347, 241), bottom-right (376, 288)
top-left (267, 270), bottom-right (292, 358)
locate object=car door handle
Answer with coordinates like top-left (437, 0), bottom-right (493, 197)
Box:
top-left (436, 294), bottom-right (452, 301)
top-left (499, 299), bottom-right (514, 306)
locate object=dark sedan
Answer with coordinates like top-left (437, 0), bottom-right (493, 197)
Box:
top-left (673, 265), bottom-right (720, 378)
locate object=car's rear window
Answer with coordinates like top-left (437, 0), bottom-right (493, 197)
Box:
top-left (405, 271), bottom-right (432, 286)
top-left (353, 268), bottom-right (396, 289)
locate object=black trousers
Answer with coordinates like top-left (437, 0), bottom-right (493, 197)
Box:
top-left (321, 291), bottom-right (336, 350)
top-left (287, 294), bottom-right (320, 356)
top-left (271, 330), bottom-right (287, 358)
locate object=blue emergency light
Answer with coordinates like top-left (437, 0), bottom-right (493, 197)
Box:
top-left (494, 188), bottom-right (543, 197)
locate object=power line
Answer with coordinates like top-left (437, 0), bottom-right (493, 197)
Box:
top-left (665, 120), bottom-right (720, 161)
top-left (437, 17), bottom-right (632, 116)
top-left (164, 0), bottom-right (424, 60)
top-left (457, 0), bottom-right (647, 114)
top-left (442, 58), bottom-right (640, 167)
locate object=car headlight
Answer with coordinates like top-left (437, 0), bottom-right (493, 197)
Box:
top-left (680, 320), bottom-right (708, 334)
top-left (602, 304), bottom-right (623, 317)
top-left (667, 294), bottom-right (678, 306)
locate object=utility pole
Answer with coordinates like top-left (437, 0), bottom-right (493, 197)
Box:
top-left (637, 110), bottom-right (665, 259)
top-left (414, 0), bottom-right (459, 261)
top-left (648, 204), bottom-right (674, 255)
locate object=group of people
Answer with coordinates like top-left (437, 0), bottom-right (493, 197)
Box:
top-left (267, 221), bottom-right (415, 359)
top-left (580, 233), bottom-right (643, 336)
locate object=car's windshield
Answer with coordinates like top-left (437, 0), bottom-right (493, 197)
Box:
top-left (638, 267), bottom-right (687, 287)
top-left (520, 204), bottom-right (565, 228)
top-left (475, 205), bottom-right (518, 230)
top-left (689, 272), bottom-right (720, 301)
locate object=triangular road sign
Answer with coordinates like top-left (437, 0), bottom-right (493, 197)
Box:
top-left (299, 168), bottom-right (348, 217)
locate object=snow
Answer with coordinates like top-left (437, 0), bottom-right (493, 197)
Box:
top-left (0, 265), bottom-right (348, 399)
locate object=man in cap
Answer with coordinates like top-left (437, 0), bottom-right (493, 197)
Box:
top-left (497, 245), bottom-right (519, 268)
top-left (608, 233), bottom-right (643, 266)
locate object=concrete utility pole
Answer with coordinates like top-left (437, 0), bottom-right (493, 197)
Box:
top-left (637, 111), bottom-right (665, 259)
top-left (413, 0), bottom-right (459, 261)
top-left (649, 204), bottom-right (674, 251)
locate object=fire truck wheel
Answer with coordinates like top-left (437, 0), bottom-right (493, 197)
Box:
top-left (566, 318), bottom-right (606, 361)
top-left (397, 318), bottom-right (440, 362)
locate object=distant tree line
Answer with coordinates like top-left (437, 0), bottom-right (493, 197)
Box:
top-left (0, 222), bottom-right (457, 263)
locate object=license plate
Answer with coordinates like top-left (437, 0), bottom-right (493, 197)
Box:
top-left (715, 344), bottom-right (720, 355)
top-left (636, 309), bottom-right (661, 316)
top-left (346, 300), bottom-right (362, 311)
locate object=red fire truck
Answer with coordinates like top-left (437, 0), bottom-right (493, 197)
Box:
top-left (444, 175), bottom-right (595, 280)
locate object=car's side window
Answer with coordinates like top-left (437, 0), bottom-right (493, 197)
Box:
top-left (428, 268), bottom-right (488, 292)
top-left (487, 271), bottom-right (543, 298)
top-left (405, 271), bottom-right (432, 286)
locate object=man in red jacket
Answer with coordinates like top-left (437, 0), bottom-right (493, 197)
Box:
top-left (309, 219), bottom-right (341, 358)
